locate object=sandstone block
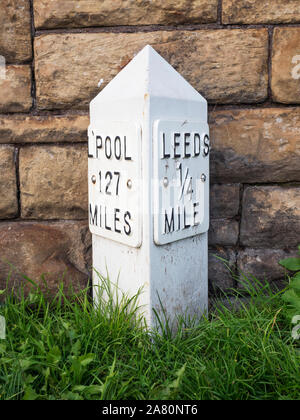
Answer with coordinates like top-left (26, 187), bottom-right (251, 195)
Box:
top-left (20, 145), bottom-right (88, 219)
top-left (223, 0), bottom-right (300, 24)
top-left (0, 221), bottom-right (91, 296)
top-left (0, 146), bottom-right (17, 218)
top-left (34, 0), bottom-right (218, 28)
top-left (208, 219), bottom-right (239, 246)
top-left (272, 28), bottom-right (300, 104)
top-left (210, 184), bottom-right (240, 218)
top-left (210, 108), bottom-right (300, 183)
top-left (0, 114), bottom-right (89, 144)
top-left (237, 248), bottom-right (298, 287)
top-left (34, 29), bottom-right (268, 110)
top-left (0, 65), bottom-right (32, 112)
top-left (0, 0), bottom-right (32, 63)
top-left (241, 186), bottom-right (300, 248)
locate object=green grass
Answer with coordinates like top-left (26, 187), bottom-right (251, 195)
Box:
top-left (0, 273), bottom-right (299, 400)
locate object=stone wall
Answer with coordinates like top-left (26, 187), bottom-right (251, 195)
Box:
top-left (0, 0), bottom-right (299, 297)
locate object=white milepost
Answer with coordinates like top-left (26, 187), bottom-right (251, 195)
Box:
top-left (89, 45), bottom-right (210, 329)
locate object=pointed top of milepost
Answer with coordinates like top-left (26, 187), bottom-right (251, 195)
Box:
top-left (91, 45), bottom-right (206, 105)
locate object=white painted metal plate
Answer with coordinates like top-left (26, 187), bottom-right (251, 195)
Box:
top-left (88, 122), bottom-right (142, 248)
top-left (153, 120), bottom-right (210, 245)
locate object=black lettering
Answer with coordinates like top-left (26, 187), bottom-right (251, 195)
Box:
top-left (99, 171), bottom-right (102, 193)
top-left (105, 171), bottom-right (113, 195)
top-left (89, 204), bottom-right (98, 226)
top-left (203, 135), bottom-right (210, 157)
top-left (124, 211), bottom-right (132, 236)
top-left (114, 208), bottom-right (121, 234)
top-left (99, 205), bottom-right (102, 227)
top-left (174, 133), bottom-right (181, 158)
top-left (162, 132), bottom-right (170, 159)
top-left (165, 208), bottom-right (175, 234)
top-left (96, 136), bottom-right (102, 158)
top-left (105, 137), bottom-right (112, 159)
top-left (124, 137), bottom-right (132, 161)
top-left (184, 207), bottom-right (191, 229)
top-left (88, 131), bottom-right (95, 158)
top-left (114, 172), bottom-right (120, 196)
top-left (114, 136), bottom-right (121, 160)
top-left (105, 207), bottom-right (111, 231)
top-left (88, 132), bottom-right (94, 158)
top-left (193, 202), bottom-right (200, 226)
top-left (194, 134), bottom-right (201, 157)
top-left (184, 133), bottom-right (191, 158)
top-left (177, 206), bottom-right (181, 231)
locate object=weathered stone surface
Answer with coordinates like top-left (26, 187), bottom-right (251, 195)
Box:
top-left (0, 146), bottom-right (17, 218)
top-left (208, 248), bottom-right (236, 293)
top-left (210, 108), bottom-right (300, 183)
top-left (34, 0), bottom-right (218, 29)
top-left (20, 145), bottom-right (88, 219)
top-left (0, 221), bottom-right (91, 296)
top-left (223, 0), bottom-right (300, 24)
top-left (241, 186), bottom-right (300, 248)
top-left (0, 114), bottom-right (89, 143)
top-left (272, 28), bottom-right (300, 104)
top-left (210, 184), bottom-right (240, 218)
top-left (34, 30), bottom-right (268, 110)
top-left (0, 65), bottom-right (32, 112)
top-left (237, 248), bottom-right (298, 288)
top-left (0, 0), bottom-right (32, 63)
top-left (208, 219), bottom-right (239, 246)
